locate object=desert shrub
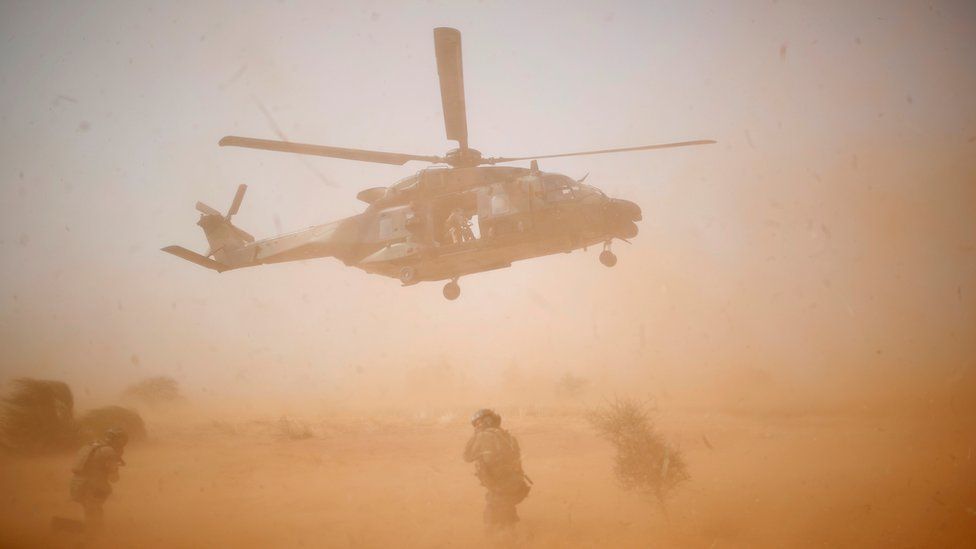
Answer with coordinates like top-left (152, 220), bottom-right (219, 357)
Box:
top-left (555, 372), bottom-right (589, 400)
top-left (588, 398), bottom-right (689, 510)
top-left (122, 376), bottom-right (182, 405)
top-left (77, 405), bottom-right (147, 442)
top-left (277, 416), bottom-right (312, 440)
top-left (0, 378), bottom-right (78, 453)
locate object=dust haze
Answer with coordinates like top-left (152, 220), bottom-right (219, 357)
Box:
top-left (1, 1), bottom-right (975, 547)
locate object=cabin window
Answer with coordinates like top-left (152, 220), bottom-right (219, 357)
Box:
top-left (378, 215), bottom-right (394, 238)
top-left (490, 192), bottom-right (511, 215)
top-left (378, 206), bottom-right (415, 239)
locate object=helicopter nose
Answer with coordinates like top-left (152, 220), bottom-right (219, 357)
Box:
top-left (609, 199), bottom-right (642, 222)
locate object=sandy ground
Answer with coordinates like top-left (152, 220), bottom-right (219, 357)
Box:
top-left (1, 405), bottom-right (974, 548)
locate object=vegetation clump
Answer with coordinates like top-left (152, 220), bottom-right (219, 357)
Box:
top-left (122, 376), bottom-right (183, 406)
top-left (277, 416), bottom-right (313, 440)
top-left (1, 378), bottom-right (146, 454)
top-left (588, 398), bottom-right (689, 513)
top-left (0, 378), bottom-right (77, 453)
top-left (555, 372), bottom-right (589, 400)
top-left (77, 405), bottom-right (147, 442)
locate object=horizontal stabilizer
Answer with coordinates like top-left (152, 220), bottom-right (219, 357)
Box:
top-left (161, 246), bottom-right (229, 273)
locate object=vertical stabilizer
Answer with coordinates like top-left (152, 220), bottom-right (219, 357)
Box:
top-left (162, 184), bottom-right (255, 272)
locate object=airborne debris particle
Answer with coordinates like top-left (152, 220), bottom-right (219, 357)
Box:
top-left (53, 94), bottom-right (77, 106)
top-left (219, 64), bottom-right (247, 91)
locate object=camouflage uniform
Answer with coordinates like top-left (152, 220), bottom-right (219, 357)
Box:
top-left (69, 438), bottom-right (124, 528)
top-left (445, 209), bottom-right (473, 244)
top-left (463, 414), bottom-right (530, 528)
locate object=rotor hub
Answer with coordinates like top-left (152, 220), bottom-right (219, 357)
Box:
top-left (443, 148), bottom-right (483, 168)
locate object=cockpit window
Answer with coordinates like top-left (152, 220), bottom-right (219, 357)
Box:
top-left (542, 174), bottom-right (576, 189)
top-left (542, 173), bottom-right (576, 202)
top-left (377, 206), bottom-right (412, 239)
top-left (378, 215), bottom-right (394, 238)
top-left (579, 183), bottom-right (605, 197)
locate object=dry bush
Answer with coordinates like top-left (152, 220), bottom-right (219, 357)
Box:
top-left (555, 372), bottom-right (589, 400)
top-left (0, 378), bottom-right (78, 453)
top-left (588, 398), bottom-right (689, 511)
top-left (122, 376), bottom-right (183, 405)
top-left (76, 405), bottom-right (147, 442)
top-left (277, 416), bottom-right (312, 440)
top-left (1, 378), bottom-right (148, 453)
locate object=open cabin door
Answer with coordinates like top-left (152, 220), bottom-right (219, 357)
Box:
top-left (477, 180), bottom-right (534, 239)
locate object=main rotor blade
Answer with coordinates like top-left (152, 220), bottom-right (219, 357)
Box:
top-left (433, 27), bottom-right (468, 150)
top-left (219, 136), bottom-right (443, 166)
top-left (486, 140), bottom-right (717, 164)
top-left (227, 184), bottom-right (247, 218)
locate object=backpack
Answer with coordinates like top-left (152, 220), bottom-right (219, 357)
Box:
top-left (71, 442), bottom-right (103, 475)
top-left (477, 428), bottom-right (531, 502)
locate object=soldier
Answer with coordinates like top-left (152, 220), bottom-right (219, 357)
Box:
top-left (463, 409), bottom-right (531, 538)
top-left (68, 427), bottom-right (128, 531)
top-left (444, 207), bottom-right (474, 244)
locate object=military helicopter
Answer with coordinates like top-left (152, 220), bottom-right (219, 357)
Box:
top-left (163, 28), bottom-right (714, 300)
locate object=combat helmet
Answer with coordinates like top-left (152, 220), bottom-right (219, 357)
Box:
top-left (102, 427), bottom-right (129, 448)
top-left (471, 408), bottom-right (501, 428)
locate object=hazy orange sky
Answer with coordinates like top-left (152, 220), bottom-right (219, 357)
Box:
top-left (1, 1), bottom-right (973, 403)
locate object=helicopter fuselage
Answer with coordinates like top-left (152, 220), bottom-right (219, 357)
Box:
top-left (206, 165), bottom-right (641, 285)
top-left (163, 27), bottom-right (710, 299)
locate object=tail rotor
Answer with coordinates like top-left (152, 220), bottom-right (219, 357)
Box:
top-left (196, 183), bottom-right (248, 221)
top-left (163, 184), bottom-right (254, 272)
top-left (195, 184), bottom-right (255, 244)
top-left (227, 184), bottom-right (247, 219)
top-left (195, 201), bottom-right (222, 216)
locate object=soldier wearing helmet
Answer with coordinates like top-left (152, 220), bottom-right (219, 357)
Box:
top-left (68, 427), bottom-right (128, 530)
top-left (463, 409), bottom-right (531, 538)
top-left (444, 207), bottom-right (474, 244)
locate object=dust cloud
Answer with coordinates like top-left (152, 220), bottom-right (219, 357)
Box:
top-left (2, 1), bottom-right (975, 548)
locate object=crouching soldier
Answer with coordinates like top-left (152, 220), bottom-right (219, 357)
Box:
top-left (69, 427), bottom-right (128, 531)
top-left (463, 409), bottom-right (531, 539)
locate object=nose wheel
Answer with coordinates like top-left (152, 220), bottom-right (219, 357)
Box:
top-left (599, 241), bottom-right (617, 267)
top-left (398, 266), bottom-right (418, 285)
top-left (443, 278), bottom-right (461, 300)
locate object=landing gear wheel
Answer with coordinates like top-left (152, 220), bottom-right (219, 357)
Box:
top-left (443, 281), bottom-right (461, 300)
top-left (599, 250), bottom-right (617, 267)
top-left (398, 266), bottom-right (417, 285)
